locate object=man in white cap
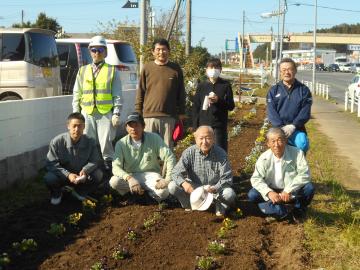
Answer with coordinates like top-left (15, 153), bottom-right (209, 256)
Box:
top-left (72, 35), bottom-right (122, 172)
top-left (109, 112), bottom-right (176, 202)
top-left (169, 126), bottom-right (236, 216)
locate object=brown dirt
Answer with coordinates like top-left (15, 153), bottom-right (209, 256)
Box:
top-left (0, 104), bottom-right (310, 270)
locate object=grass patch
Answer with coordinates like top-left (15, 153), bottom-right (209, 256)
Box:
top-left (305, 120), bottom-right (360, 269)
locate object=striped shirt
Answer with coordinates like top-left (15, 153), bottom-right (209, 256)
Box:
top-left (171, 144), bottom-right (233, 191)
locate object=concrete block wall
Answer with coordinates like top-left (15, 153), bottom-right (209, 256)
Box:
top-left (0, 96), bottom-right (72, 189)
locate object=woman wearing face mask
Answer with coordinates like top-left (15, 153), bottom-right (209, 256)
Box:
top-left (192, 58), bottom-right (235, 152)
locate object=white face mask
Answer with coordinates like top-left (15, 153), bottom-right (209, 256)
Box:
top-left (206, 68), bottom-right (221, 79)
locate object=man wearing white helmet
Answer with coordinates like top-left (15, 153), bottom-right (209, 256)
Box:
top-left (72, 35), bottom-right (123, 172)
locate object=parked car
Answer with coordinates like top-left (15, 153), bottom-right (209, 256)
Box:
top-left (339, 63), bottom-right (352, 72)
top-left (315, 63), bottom-right (326, 71)
top-left (0, 28), bottom-right (62, 101)
top-left (56, 38), bottom-right (138, 95)
top-left (326, 63), bottom-right (340, 72)
top-left (348, 74), bottom-right (360, 98)
top-left (349, 63), bottom-right (360, 73)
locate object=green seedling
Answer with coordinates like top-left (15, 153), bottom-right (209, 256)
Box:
top-left (47, 223), bottom-right (66, 238)
top-left (126, 229), bottom-right (138, 241)
top-left (195, 256), bottom-right (217, 270)
top-left (217, 226), bottom-right (228, 239)
top-left (207, 240), bottom-right (226, 255)
top-left (67, 212), bottom-right (83, 226)
top-left (11, 238), bottom-right (38, 254)
top-left (100, 194), bottom-right (113, 205)
top-left (143, 212), bottom-right (162, 229)
top-left (111, 245), bottom-right (130, 260)
top-left (82, 199), bottom-right (96, 215)
top-left (222, 218), bottom-right (236, 229)
top-left (0, 253), bottom-right (10, 268)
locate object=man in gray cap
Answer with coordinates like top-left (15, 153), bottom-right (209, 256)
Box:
top-left (109, 112), bottom-right (176, 202)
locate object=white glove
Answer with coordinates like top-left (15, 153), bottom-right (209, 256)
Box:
top-left (127, 177), bottom-right (144, 195)
top-left (111, 114), bottom-right (121, 127)
top-left (281, 124), bottom-right (296, 137)
top-left (155, 179), bottom-right (169, 189)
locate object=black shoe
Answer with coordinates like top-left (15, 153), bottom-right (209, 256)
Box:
top-left (292, 208), bottom-right (306, 224)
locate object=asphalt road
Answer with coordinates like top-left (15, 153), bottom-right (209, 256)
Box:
top-left (296, 70), bottom-right (354, 105)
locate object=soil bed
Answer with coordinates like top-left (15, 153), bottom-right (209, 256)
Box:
top-left (0, 103), bottom-right (310, 270)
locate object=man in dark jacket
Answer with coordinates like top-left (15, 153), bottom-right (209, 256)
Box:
top-left (192, 58), bottom-right (235, 152)
top-left (267, 58), bottom-right (312, 153)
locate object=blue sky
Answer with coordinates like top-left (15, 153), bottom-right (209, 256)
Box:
top-left (1, 0), bottom-right (360, 54)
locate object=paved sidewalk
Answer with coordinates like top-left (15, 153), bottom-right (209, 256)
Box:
top-left (311, 97), bottom-right (360, 191)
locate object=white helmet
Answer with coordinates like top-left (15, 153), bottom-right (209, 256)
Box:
top-left (89, 35), bottom-right (107, 47)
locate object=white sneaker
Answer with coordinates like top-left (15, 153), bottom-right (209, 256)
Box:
top-left (50, 194), bottom-right (62, 205)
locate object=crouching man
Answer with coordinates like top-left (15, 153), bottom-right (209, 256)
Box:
top-left (44, 113), bottom-right (103, 205)
top-left (248, 127), bottom-right (315, 222)
top-left (109, 112), bottom-right (176, 202)
top-left (168, 126), bottom-right (236, 216)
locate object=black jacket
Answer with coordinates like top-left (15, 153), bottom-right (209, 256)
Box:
top-left (192, 78), bottom-right (235, 129)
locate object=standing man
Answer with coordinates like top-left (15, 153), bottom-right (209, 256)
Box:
top-left (44, 113), bottom-right (103, 205)
top-left (248, 128), bottom-right (314, 222)
top-left (109, 112), bottom-right (176, 202)
top-left (72, 35), bottom-right (122, 171)
top-left (192, 58), bottom-right (235, 152)
top-left (169, 126), bottom-right (236, 216)
top-left (135, 38), bottom-right (186, 148)
top-left (267, 58), bottom-right (312, 153)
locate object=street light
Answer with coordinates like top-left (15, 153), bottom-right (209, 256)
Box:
top-left (261, 0), bottom-right (287, 82)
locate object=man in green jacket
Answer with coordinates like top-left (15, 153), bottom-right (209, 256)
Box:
top-left (109, 112), bottom-right (176, 202)
top-left (248, 127), bottom-right (314, 222)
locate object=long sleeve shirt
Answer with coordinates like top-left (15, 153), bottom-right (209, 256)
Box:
top-left (46, 132), bottom-right (102, 178)
top-left (250, 145), bottom-right (311, 201)
top-left (171, 144), bottom-right (233, 191)
top-left (266, 79), bottom-right (312, 130)
top-left (192, 78), bottom-right (235, 129)
top-left (135, 61), bottom-right (186, 117)
top-left (72, 63), bottom-right (123, 114)
top-left (112, 132), bottom-right (176, 181)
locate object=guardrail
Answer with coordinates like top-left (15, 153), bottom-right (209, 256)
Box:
top-left (302, 80), bottom-right (329, 100)
top-left (344, 91), bottom-right (360, 117)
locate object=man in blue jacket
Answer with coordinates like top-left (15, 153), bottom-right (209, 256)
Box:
top-left (267, 58), bottom-right (312, 152)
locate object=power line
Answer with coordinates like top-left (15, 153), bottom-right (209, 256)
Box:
top-left (289, 1), bottom-right (360, 13)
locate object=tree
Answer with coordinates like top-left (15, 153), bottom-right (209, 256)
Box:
top-left (11, 12), bottom-right (61, 33)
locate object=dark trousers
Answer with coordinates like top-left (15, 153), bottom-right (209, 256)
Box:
top-left (214, 127), bottom-right (228, 152)
top-left (247, 182), bottom-right (315, 217)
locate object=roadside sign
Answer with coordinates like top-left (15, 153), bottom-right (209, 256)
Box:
top-left (122, 0), bottom-right (138, 8)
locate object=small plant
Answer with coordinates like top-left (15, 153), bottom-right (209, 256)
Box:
top-left (111, 245), bottom-right (130, 260)
top-left (0, 253), bottom-right (10, 268)
top-left (223, 218), bottom-right (236, 229)
top-left (82, 199), bottom-right (96, 215)
top-left (90, 257), bottom-right (108, 270)
top-left (11, 238), bottom-right (38, 254)
top-left (126, 228), bottom-right (138, 241)
top-left (217, 226), bottom-right (228, 239)
top-left (143, 212), bottom-right (162, 229)
top-left (47, 223), bottom-right (66, 238)
top-left (233, 208), bottom-right (243, 219)
top-left (67, 212), bottom-right (83, 226)
top-left (158, 202), bottom-right (168, 211)
top-left (207, 240), bottom-right (226, 255)
top-left (100, 194), bottom-right (113, 205)
top-left (195, 256), bottom-right (217, 270)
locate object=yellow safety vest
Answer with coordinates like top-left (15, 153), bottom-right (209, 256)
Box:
top-left (79, 63), bottom-right (115, 115)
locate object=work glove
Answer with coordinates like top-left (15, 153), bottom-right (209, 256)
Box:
top-left (155, 179), bottom-right (169, 189)
top-left (281, 124), bottom-right (296, 137)
top-left (111, 114), bottom-right (121, 127)
top-left (127, 177), bottom-right (144, 195)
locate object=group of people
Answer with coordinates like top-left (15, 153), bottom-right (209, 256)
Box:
top-left (44, 35), bottom-right (314, 222)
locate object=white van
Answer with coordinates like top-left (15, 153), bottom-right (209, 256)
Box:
top-left (0, 28), bottom-right (62, 101)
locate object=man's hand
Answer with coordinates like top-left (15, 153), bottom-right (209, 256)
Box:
top-left (111, 114), bottom-right (121, 127)
top-left (208, 94), bottom-right (219, 104)
top-left (127, 177), bottom-right (144, 195)
top-left (205, 185), bottom-right (217, 193)
top-left (280, 191), bottom-right (291, 203)
top-left (267, 191), bottom-right (282, 204)
top-left (181, 181), bottom-right (194, 194)
top-left (68, 173), bottom-right (79, 184)
top-left (281, 124), bottom-right (296, 137)
top-left (155, 179), bottom-right (169, 189)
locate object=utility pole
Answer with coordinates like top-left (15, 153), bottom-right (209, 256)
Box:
top-left (185, 0), bottom-right (191, 56)
top-left (241, 10), bottom-right (245, 69)
top-left (21, 10), bottom-right (24, 27)
top-left (312, 0), bottom-right (317, 92)
top-left (140, 0), bottom-right (148, 71)
top-left (166, 0), bottom-right (182, 41)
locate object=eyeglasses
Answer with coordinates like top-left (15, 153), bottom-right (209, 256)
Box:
top-left (90, 47), bottom-right (105, 54)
